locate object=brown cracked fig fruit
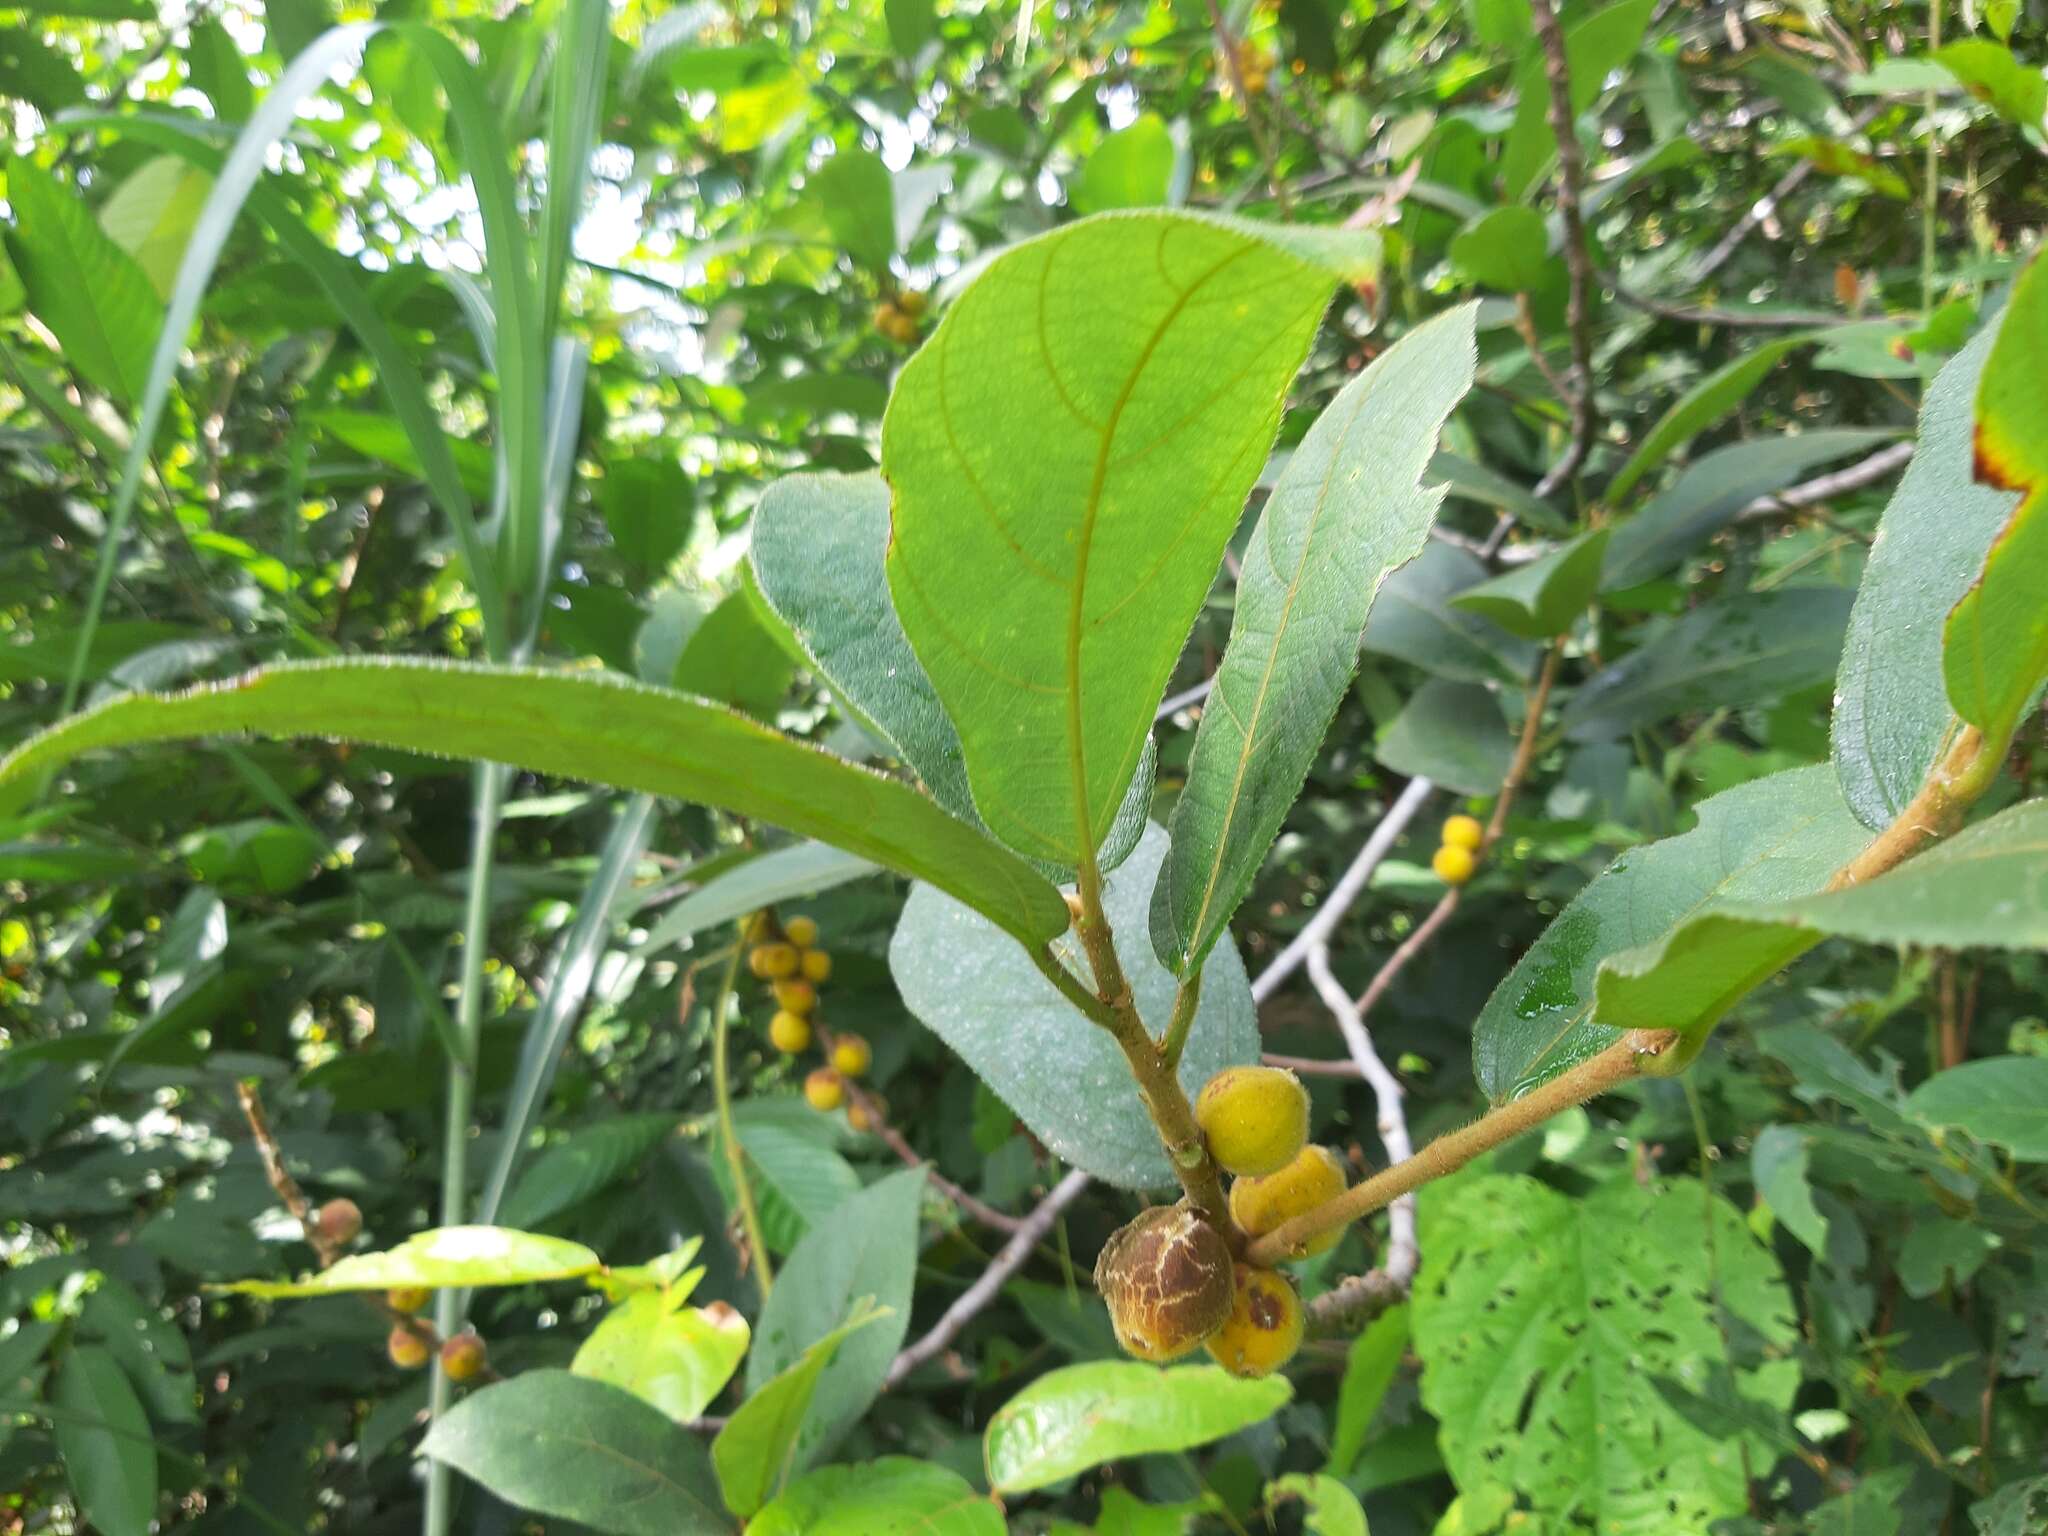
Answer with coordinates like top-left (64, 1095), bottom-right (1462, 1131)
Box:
top-left (1093, 1204), bottom-right (1235, 1361)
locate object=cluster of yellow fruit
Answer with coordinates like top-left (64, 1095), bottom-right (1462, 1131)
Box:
top-left (382, 1287), bottom-right (487, 1380)
top-left (1430, 812), bottom-right (1485, 886)
top-left (1094, 1065), bottom-right (1347, 1378)
top-left (872, 288), bottom-right (927, 345)
top-left (748, 916), bottom-right (876, 1126)
top-left (1231, 40), bottom-right (1274, 96)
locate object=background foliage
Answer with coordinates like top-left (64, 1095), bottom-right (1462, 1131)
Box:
top-left (1, 0), bottom-right (2045, 1533)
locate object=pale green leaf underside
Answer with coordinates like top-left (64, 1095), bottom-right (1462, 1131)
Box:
top-left (883, 209), bottom-right (1376, 867)
top-left (1597, 797), bottom-right (2048, 1032)
top-left (892, 824), bottom-right (1259, 1188)
top-left (1155, 302), bottom-right (1477, 973)
top-left (0, 658), bottom-right (1067, 947)
top-left (1413, 1175), bottom-right (1796, 1532)
top-left (1472, 766), bottom-right (1870, 1103)
top-left (216, 1225), bottom-right (600, 1296)
top-left (1834, 328), bottom-right (2015, 830)
top-left (983, 1361), bottom-right (1291, 1494)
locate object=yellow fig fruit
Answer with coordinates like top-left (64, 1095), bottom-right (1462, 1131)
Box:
top-left (805, 1068), bottom-right (845, 1112)
top-left (800, 948), bottom-right (833, 983)
top-left (1093, 1205), bottom-right (1235, 1362)
top-left (772, 977), bottom-right (817, 1015)
top-left (1205, 1263), bottom-right (1304, 1377)
top-left (783, 915), bottom-right (820, 947)
top-left (1228, 1144), bottom-right (1348, 1258)
top-left (769, 1010), bottom-right (812, 1054)
top-left (1432, 843), bottom-right (1477, 886)
top-left (896, 289), bottom-right (928, 318)
top-left (847, 1094), bottom-right (884, 1134)
top-left (387, 1324), bottom-right (430, 1370)
top-left (1440, 814), bottom-right (1484, 851)
top-left (440, 1329), bottom-right (487, 1382)
top-left (830, 1033), bottom-right (871, 1078)
top-left (1194, 1066), bottom-right (1309, 1177)
top-left (387, 1286), bottom-right (431, 1315)
top-left (750, 942), bottom-right (800, 980)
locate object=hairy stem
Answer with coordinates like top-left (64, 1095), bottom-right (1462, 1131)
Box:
top-left (1246, 1030), bottom-right (1675, 1264)
top-left (710, 936), bottom-right (772, 1303)
top-left (1828, 725), bottom-right (1990, 890)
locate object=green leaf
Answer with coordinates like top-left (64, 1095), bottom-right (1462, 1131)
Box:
top-left (1934, 40), bottom-right (2048, 127)
top-left (3, 156), bottom-right (164, 405)
top-left (1498, 0), bottom-right (1654, 199)
top-left (1154, 304), bottom-right (1476, 971)
top-left (53, 1345), bottom-right (157, 1536)
top-left (96, 156), bottom-right (214, 302)
top-left (726, 1101), bottom-right (863, 1253)
top-left (1897, 1215), bottom-right (2001, 1296)
top-left (1430, 450), bottom-right (1568, 535)
top-left (718, 1301), bottom-right (893, 1516)
top-left (1075, 115), bottom-right (1176, 213)
top-left (1946, 251), bottom-right (2048, 753)
top-left (882, 210), bottom-right (1376, 869)
top-left (1750, 1124), bottom-right (1830, 1256)
top-left (216, 1225), bottom-right (601, 1296)
top-left (309, 408), bottom-right (497, 501)
top-left (1599, 797), bottom-right (2048, 1038)
top-left (983, 1361), bottom-right (1291, 1494)
top-left (812, 149), bottom-right (896, 270)
top-left (1972, 1475), bottom-right (2048, 1536)
top-left (1266, 1474), bottom-right (1368, 1536)
top-left (1835, 329), bottom-right (2014, 830)
top-left (639, 842), bottom-right (880, 956)
top-left (1560, 587), bottom-right (1853, 742)
top-left (0, 658), bottom-right (1068, 947)
top-left (422, 1371), bottom-right (733, 1535)
top-left (601, 457), bottom-right (694, 574)
top-left (1449, 205), bottom-right (1555, 291)
top-left (1605, 332), bottom-right (1818, 505)
top-left (1327, 1304), bottom-right (1408, 1477)
top-left (1373, 680), bottom-right (1512, 796)
top-left (0, 30), bottom-right (84, 112)
top-left (884, 0), bottom-right (938, 55)
top-left (1907, 1056), bottom-right (2048, 1161)
top-left (574, 1291), bottom-right (751, 1423)
top-left (743, 1168), bottom-right (924, 1463)
top-left (1361, 542), bottom-right (1541, 685)
top-left (1472, 766), bottom-right (1870, 1101)
top-left (672, 589), bottom-right (799, 718)
top-left (1413, 1175), bottom-right (1796, 1533)
top-left (1451, 526), bottom-right (1608, 638)
top-left (1602, 429), bottom-right (1895, 589)
top-left (891, 824), bottom-right (1260, 1188)
top-left (188, 19), bottom-right (255, 120)
top-left (750, 1458), bottom-right (1004, 1536)
top-left (500, 1114), bottom-right (683, 1228)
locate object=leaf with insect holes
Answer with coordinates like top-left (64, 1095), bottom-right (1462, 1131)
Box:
top-left (883, 210), bottom-right (1377, 871)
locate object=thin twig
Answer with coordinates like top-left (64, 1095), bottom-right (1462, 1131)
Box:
top-left (1202, 0), bottom-right (1291, 216)
top-left (1157, 677), bottom-right (1217, 720)
top-left (1736, 440), bottom-right (1914, 520)
top-left (1606, 277), bottom-right (1841, 330)
top-left (884, 1168), bottom-right (1094, 1388)
top-left (1527, 0), bottom-right (1600, 500)
top-left (236, 1080), bottom-right (326, 1262)
top-left (842, 1076), bottom-right (1027, 1236)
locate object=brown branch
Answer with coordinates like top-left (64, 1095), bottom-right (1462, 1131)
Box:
top-left (1736, 440), bottom-right (1915, 521)
top-left (1526, 0), bottom-right (1600, 499)
top-left (839, 1074), bottom-right (1027, 1236)
top-left (237, 1080), bottom-right (325, 1259)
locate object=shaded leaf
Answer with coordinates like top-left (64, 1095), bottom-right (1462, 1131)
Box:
top-left (1373, 680), bottom-right (1512, 796)
top-left (1361, 541), bottom-right (1541, 685)
top-left (1907, 1056), bottom-right (2048, 1161)
top-left (1452, 526), bottom-right (1608, 638)
top-left (1605, 332), bottom-right (1818, 504)
top-left (53, 1345), bottom-right (157, 1536)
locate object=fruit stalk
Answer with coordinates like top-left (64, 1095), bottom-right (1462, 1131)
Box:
top-left (710, 935), bottom-right (773, 1301)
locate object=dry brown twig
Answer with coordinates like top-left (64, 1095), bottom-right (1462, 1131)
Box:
top-left (1526, 0), bottom-right (1601, 500)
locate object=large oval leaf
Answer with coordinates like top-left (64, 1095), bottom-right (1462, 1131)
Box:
top-left (216, 1225), bottom-right (600, 1297)
top-left (0, 658), bottom-right (1067, 946)
top-left (1154, 302), bottom-right (1477, 974)
top-left (1834, 326), bottom-right (2016, 830)
top-left (983, 1361), bottom-right (1290, 1494)
top-left (889, 824), bottom-right (1259, 1188)
top-left (882, 210), bottom-right (1376, 869)
top-left (53, 1345), bottom-right (157, 1536)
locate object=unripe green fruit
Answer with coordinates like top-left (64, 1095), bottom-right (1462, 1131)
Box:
top-left (769, 1010), bottom-right (812, 1053)
top-left (805, 1068), bottom-right (845, 1112)
top-left (1093, 1204), bottom-right (1235, 1362)
top-left (1194, 1066), bottom-right (1309, 1177)
top-left (440, 1329), bottom-right (487, 1382)
top-left (313, 1197), bottom-right (362, 1247)
top-left (783, 915), bottom-right (820, 947)
top-left (800, 948), bottom-right (833, 983)
top-left (387, 1286), bottom-right (431, 1314)
top-left (387, 1324), bottom-right (430, 1370)
top-left (772, 977), bottom-right (817, 1015)
top-left (750, 942), bottom-right (800, 980)
top-left (1228, 1144), bottom-right (1347, 1258)
top-left (1205, 1263), bottom-right (1304, 1377)
top-left (830, 1033), bottom-right (871, 1078)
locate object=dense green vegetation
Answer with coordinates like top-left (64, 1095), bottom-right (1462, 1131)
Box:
top-left (2, 1), bottom-right (2046, 1533)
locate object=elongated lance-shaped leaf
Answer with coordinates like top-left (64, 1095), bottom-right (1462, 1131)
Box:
top-left (1946, 251), bottom-right (2048, 751)
top-left (0, 659), bottom-right (1068, 947)
top-left (1153, 303), bottom-right (1477, 974)
top-left (1471, 766), bottom-right (1871, 1102)
top-left (748, 471), bottom-right (1153, 880)
top-left (882, 210), bottom-right (1379, 870)
top-left (1832, 327), bottom-right (2013, 830)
